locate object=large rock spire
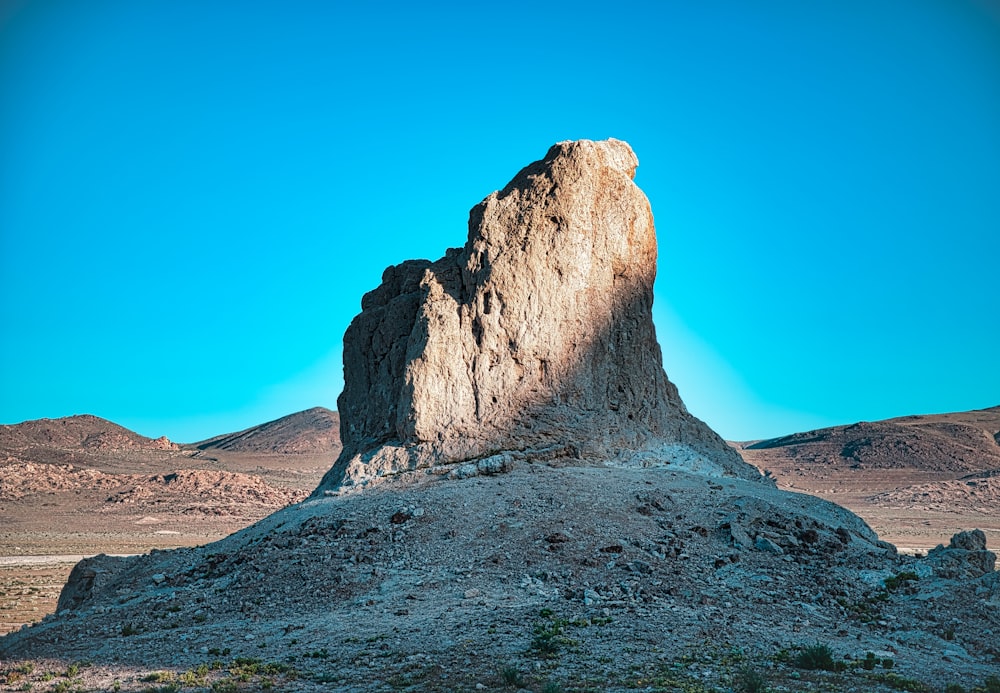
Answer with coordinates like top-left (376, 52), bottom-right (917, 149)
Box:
top-left (316, 139), bottom-right (758, 493)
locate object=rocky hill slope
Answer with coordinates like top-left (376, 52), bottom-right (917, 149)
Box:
top-left (2, 140), bottom-right (997, 692)
top-left (737, 406), bottom-right (1000, 549)
top-left (0, 414), bottom-right (178, 452)
top-left (742, 406), bottom-right (1000, 474)
top-left (193, 407), bottom-right (340, 456)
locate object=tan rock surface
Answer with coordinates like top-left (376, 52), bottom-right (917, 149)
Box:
top-left (320, 139), bottom-right (755, 492)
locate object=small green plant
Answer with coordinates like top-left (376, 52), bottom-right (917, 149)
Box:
top-left (529, 613), bottom-right (577, 657)
top-left (884, 571), bottom-right (919, 592)
top-left (120, 623), bottom-right (138, 637)
top-left (178, 664), bottom-right (208, 687)
top-left (500, 664), bottom-right (526, 688)
top-left (863, 672), bottom-right (929, 691)
top-left (141, 685), bottom-right (180, 693)
top-left (541, 681), bottom-right (564, 693)
top-left (793, 642), bottom-right (838, 671)
top-left (862, 651), bottom-right (878, 670)
top-left (733, 664), bottom-right (769, 693)
top-left (983, 675), bottom-right (1000, 693)
top-left (944, 684), bottom-right (966, 693)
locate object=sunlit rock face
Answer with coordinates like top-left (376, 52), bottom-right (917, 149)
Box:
top-left (315, 139), bottom-right (759, 493)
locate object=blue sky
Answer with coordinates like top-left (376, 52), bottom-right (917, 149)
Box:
top-left (2, 0), bottom-right (999, 443)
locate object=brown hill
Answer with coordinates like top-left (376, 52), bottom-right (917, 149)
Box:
top-left (743, 405), bottom-right (1000, 474)
top-left (736, 405), bottom-right (1000, 550)
top-left (193, 407), bottom-right (340, 455)
top-left (0, 414), bottom-right (178, 455)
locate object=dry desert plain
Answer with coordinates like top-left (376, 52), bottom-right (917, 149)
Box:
top-left (0, 408), bottom-right (339, 635)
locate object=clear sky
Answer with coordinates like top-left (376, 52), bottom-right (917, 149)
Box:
top-left (2, 0), bottom-right (999, 444)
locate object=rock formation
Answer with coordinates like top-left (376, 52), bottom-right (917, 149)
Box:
top-left (317, 139), bottom-right (757, 493)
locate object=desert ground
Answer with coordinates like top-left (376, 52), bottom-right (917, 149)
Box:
top-left (736, 406), bottom-right (1000, 554)
top-left (3, 406), bottom-right (999, 640)
top-left (0, 409), bottom-right (338, 635)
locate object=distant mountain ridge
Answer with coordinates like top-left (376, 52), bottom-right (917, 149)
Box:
top-left (193, 407), bottom-right (341, 456)
top-left (742, 405), bottom-right (1000, 474)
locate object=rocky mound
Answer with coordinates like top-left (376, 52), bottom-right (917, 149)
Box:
top-left (193, 407), bottom-right (341, 455)
top-left (0, 415), bottom-right (178, 453)
top-left (3, 465), bottom-right (999, 691)
top-left (0, 461), bottom-right (120, 500)
top-left (320, 138), bottom-right (754, 492)
top-left (0, 460), bottom-right (304, 513)
top-left (102, 470), bottom-right (307, 514)
top-left (742, 406), bottom-right (1000, 474)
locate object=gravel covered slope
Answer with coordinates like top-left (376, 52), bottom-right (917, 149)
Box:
top-left (3, 462), bottom-right (997, 691)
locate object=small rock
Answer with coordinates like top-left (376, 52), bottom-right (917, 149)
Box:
top-left (464, 588), bottom-right (481, 599)
top-left (755, 536), bottom-right (784, 554)
top-left (950, 529), bottom-right (987, 551)
top-left (151, 573), bottom-right (166, 585)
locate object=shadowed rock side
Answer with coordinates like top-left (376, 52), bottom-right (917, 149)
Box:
top-left (317, 139), bottom-right (756, 493)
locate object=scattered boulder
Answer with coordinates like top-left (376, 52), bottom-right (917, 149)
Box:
top-left (55, 554), bottom-right (132, 613)
top-left (925, 529), bottom-right (997, 579)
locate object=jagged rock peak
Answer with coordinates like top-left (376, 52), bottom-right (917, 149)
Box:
top-left (315, 139), bottom-right (759, 493)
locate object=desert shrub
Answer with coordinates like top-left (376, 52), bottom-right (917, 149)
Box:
top-left (944, 684), bottom-right (965, 693)
top-left (983, 675), bottom-right (1000, 693)
top-left (499, 664), bottom-right (525, 688)
top-left (733, 664), bottom-right (769, 693)
top-left (793, 642), bottom-right (838, 671)
top-left (530, 619), bottom-right (574, 657)
top-left (884, 571), bottom-right (919, 592)
top-left (865, 672), bottom-right (929, 691)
